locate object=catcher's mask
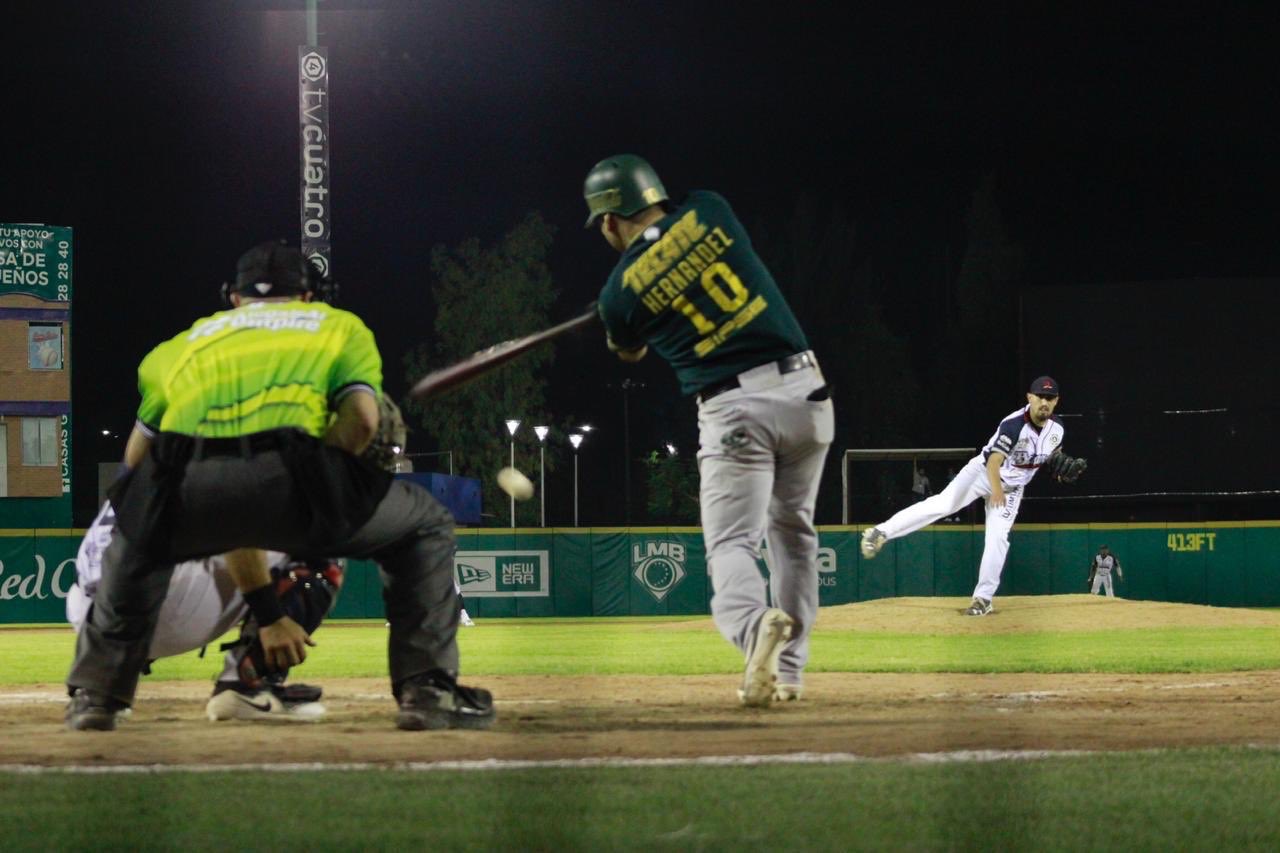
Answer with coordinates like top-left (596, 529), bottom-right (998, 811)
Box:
top-left (583, 154), bottom-right (669, 228)
top-left (220, 240), bottom-right (338, 305)
top-left (361, 394), bottom-right (408, 472)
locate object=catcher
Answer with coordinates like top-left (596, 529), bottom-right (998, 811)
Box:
top-left (1088, 544), bottom-right (1123, 597)
top-left (861, 376), bottom-right (1087, 615)
top-left (67, 504), bottom-right (339, 722)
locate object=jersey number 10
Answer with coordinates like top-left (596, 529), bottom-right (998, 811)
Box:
top-left (671, 261), bottom-right (749, 334)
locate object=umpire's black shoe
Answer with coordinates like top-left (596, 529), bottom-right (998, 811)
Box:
top-left (65, 688), bottom-right (129, 732)
top-left (396, 672), bottom-right (495, 731)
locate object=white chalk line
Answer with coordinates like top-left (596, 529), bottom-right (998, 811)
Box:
top-left (4, 745), bottom-right (1280, 776)
top-left (0, 692), bottom-right (66, 705)
top-left (929, 680), bottom-right (1241, 702)
top-left (0, 692), bottom-right (561, 707)
top-left (3, 677), bottom-right (1251, 708)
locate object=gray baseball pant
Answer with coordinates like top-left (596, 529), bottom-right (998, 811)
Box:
top-left (697, 361), bottom-right (833, 688)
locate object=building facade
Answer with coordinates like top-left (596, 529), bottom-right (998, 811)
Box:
top-left (0, 224), bottom-right (72, 527)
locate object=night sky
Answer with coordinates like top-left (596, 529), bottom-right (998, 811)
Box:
top-left (5, 2), bottom-right (1278, 525)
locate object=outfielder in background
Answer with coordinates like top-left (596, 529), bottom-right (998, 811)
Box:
top-left (1088, 544), bottom-right (1123, 597)
top-left (586, 154), bottom-right (834, 706)
top-left (861, 376), bottom-right (1088, 615)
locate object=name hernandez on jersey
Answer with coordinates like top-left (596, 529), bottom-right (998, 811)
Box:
top-left (977, 406), bottom-right (1066, 489)
top-left (596, 190), bottom-right (808, 396)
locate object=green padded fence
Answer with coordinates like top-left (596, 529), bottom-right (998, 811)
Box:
top-left (3, 521), bottom-right (1278, 624)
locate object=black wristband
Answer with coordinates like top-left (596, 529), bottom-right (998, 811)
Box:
top-left (243, 584), bottom-right (285, 628)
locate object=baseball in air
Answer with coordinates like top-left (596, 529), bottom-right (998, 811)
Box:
top-left (497, 466), bottom-right (535, 501)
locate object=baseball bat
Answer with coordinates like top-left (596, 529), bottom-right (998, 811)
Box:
top-left (409, 303), bottom-right (600, 401)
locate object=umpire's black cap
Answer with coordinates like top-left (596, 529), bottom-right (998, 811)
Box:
top-left (234, 241), bottom-right (312, 297)
top-left (1029, 376), bottom-right (1060, 397)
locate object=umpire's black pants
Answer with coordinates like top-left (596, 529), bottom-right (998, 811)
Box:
top-left (67, 449), bottom-right (460, 706)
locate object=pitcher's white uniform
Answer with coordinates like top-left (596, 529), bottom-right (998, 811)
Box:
top-left (67, 502), bottom-right (284, 680)
top-left (1090, 552), bottom-right (1121, 597)
top-left (869, 406), bottom-right (1065, 603)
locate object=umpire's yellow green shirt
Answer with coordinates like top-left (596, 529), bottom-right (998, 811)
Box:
top-left (134, 299), bottom-right (382, 438)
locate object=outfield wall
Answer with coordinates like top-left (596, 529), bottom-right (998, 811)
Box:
top-left (2, 522), bottom-right (1278, 624)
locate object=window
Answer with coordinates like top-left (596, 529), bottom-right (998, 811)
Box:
top-left (21, 418), bottom-right (58, 466)
top-left (28, 322), bottom-right (65, 370)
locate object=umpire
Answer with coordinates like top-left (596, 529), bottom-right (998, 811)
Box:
top-left (66, 241), bottom-right (493, 732)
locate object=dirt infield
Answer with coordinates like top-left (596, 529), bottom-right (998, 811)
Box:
top-left (673, 594), bottom-right (1280, 634)
top-left (6, 671), bottom-right (1280, 767)
top-left (5, 596), bottom-right (1280, 768)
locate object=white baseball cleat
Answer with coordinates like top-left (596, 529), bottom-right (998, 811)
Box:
top-left (963, 597), bottom-right (993, 616)
top-left (206, 683), bottom-right (326, 723)
top-left (461, 611), bottom-right (476, 627)
top-left (773, 683), bottom-right (803, 702)
top-left (860, 527), bottom-right (887, 559)
top-left (737, 609), bottom-right (794, 707)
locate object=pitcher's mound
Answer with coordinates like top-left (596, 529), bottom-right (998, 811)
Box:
top-left (817, 595), bottom-right (1280, 634)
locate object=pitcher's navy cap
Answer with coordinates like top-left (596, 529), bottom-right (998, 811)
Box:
top-left (1029, 376), bottom-right (1060, 397)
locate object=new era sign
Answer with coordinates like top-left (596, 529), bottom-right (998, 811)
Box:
top-left (454, 551), bottom-right (550, 598)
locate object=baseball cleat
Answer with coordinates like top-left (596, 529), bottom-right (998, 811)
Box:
top-left (964, 597), bottom-right (993, 616)
top-left (396, 671), bottom-right (495, 731)
top-left (65, 689), bottom-right (128, 732)
top-left (737, 609), bottom-right (794, 707)
top-left (206, 681), bottom-right (326, 722)
top-left (773, 683), bottom-right (803, 702)
top-left (860, 527), bottom-right (887, 559)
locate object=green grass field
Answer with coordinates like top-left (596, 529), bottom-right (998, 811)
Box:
top-left (5, 750), bottom-right (1280, 850)
top-left (6, 618), bottom-right (1280, 683)
top-left (5, 609), bottom-right (1280, 849)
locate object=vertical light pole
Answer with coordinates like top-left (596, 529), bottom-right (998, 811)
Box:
top-left (504, 419), bottom-right (520, 527)
top-left (306, 0), bottom-right (318, 46)
top-left (533, 425), bottom-right (549, 528)
top-left (618, 379), bottom-right (643, 523)
top-left (569, 433), bottom-right (584, 527)
top-left (298, 1), bottom-right (331, 280)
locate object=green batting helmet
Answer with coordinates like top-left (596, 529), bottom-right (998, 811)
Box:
top-left (583, 154), bottom-right (669, 227)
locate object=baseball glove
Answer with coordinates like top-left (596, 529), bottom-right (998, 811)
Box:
top-left (1047, 451), bottom-right (1088, 483)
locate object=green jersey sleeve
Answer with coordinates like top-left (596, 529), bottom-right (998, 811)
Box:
top-left (598, 278), bottom-right (646, 351)
top-left (328, 312), bottom-right (383, 403)
top-left (135, 336), bottom-right (185, 435)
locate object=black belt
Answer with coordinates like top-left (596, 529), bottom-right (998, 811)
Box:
top-left (696, 352), bottom-right (815, 404)
top-left (191, 428), bottom-right (308, 460)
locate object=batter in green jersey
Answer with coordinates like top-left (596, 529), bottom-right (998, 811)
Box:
top-left (67, 241), bottom-right (493, 734)
top-left (597, 189), bottom-right (809, 396)
top-left (586, 155), bottom-right (834, 707)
